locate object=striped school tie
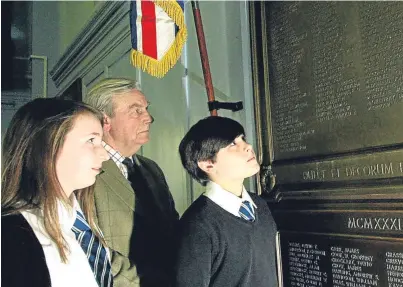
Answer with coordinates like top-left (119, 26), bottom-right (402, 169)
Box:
top-left (239, 200), bottom-right (255, 222)
top-left (71, 210), bottom-right (113, 287)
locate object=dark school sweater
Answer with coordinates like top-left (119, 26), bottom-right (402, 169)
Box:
top-left (173, 193), bottom-right (278, 287)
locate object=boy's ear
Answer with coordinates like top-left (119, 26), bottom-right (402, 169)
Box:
top-left (197, 160), bottom-right (215, 174)
top-left (103, 113), bottom-right (112, 133)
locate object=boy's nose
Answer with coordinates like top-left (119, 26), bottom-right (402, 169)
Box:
top-left (244, 142), bottom-right (253, 152)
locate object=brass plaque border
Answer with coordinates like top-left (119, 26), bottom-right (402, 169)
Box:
top-left (250, 2), bottom-right (274, 195)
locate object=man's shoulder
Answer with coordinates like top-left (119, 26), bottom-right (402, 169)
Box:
top-left (136, 154), bottom-right (157, 166)
top-left (94, 160), bottom-right (131, 194)
top-left (97, 159), bottom-right (125, 182)
top-left (101, 158), bottom-right (122, 173)
top-left (136, 155), bottom-right (168, 181)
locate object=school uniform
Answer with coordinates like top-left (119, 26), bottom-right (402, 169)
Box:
top-left (2, 197), bottom-right (109, 287)
top-left (2, 213), bottom-right (51, 287)
top-left (173, 181), bottom-right (278, 287)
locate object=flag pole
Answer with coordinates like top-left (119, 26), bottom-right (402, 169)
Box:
top-left (191, 1), bottom-right (217, 116)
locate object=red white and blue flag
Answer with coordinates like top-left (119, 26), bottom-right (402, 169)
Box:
top-left (130, 0), bottom-right (187, 78)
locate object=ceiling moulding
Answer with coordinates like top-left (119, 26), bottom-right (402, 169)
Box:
top-left (50, 1), bottom-right (128, 88)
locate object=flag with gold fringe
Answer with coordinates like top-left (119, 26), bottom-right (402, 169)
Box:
top-left (130, 0), bottom-right (187, 78)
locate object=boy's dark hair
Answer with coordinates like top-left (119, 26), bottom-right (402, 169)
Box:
top-left (179, 116), bottom-right (245, 186)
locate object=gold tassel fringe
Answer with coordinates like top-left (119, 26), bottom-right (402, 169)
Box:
top-left (131, 0), bottom-right (188, 78)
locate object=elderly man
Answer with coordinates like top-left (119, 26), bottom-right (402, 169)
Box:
top-left (84, 78), bottom-right (179, 287)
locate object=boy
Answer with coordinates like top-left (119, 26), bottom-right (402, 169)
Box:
top-left (174, 116), bottom-right (278, 287)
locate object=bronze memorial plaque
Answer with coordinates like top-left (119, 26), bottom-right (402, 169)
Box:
top-left (264, 2), bottom-right (403, 161)
top-left (249, 2), bottom-right (403, 287)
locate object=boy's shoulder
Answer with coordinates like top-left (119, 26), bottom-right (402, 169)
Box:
top-left (248, 192), bottom-right (273, 214)
top-left (180, 195), bottom-right (212, 221)
top-left (178, 195), bottom-right (221, 237)
top-left (248, 192), bottom-right (266, 205)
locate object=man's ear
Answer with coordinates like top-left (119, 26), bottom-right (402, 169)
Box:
top-left (197, 159), bottom-right (215, 175)
top-left (103, 114), bottom-right (112, 133)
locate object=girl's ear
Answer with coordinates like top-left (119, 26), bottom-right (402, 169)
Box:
top-left (197, 159), bottom-right (215, 175)
top-left (103, 114), bottom-right (111, 132)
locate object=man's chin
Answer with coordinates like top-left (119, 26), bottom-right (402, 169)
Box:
top-left (136, 134), bottom-right (150, 144)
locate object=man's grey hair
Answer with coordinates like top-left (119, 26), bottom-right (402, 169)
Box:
top-left (84, 78), bottom-right (142, 117)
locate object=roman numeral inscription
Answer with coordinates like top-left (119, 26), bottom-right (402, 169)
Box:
top-left (348, 217), bottom-right (403, 231)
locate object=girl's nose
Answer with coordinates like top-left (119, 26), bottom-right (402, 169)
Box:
top-left (99, 146), bottom-right (110, 162)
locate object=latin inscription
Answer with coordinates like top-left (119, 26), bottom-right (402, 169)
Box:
top-left (301, 162), bottom-right (402, 181)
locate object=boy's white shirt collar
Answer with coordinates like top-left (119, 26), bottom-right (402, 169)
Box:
top-left (203, 181), bottom-right (257, 218)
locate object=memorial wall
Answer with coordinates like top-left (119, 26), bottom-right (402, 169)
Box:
top-left (249, 2), bottom-right (403, 287)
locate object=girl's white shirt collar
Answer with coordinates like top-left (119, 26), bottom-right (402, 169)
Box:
top-left (21, 196), bottom-right (80, 245)
top-left (21, 195), bottom-right (102, 287)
